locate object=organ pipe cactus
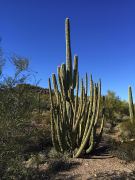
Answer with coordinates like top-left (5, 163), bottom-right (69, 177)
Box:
top-left (128, 86), bottom-right (135, 124)
top-left (48, 18), bottom-right (105, 158)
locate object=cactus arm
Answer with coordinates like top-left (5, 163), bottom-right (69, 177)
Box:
top-left (82, 75), bottom-right (93, 141)
top-left (73, 55), bottom-right (78, 89)
top-left (78, 103), bottom-right (87, 139)
top-left (73, 84), bottom-right (97, 158)
top-left (85, 73), bottom-right (88, 100)
top-left (65, 18), bottom-right (72, 87)
top-left (48, 78), bottom-right (59, 151)
top-left (57, 66), bottom-right (64, 99)
top-left (95, 115), bottom-right (105, 148)
top-left (52, 74), bottom-right (59, 103)
top-left (60, 64), bottom-right (67, 97)
top-left (52, 73), bottom-right (64, 129)
top-left (56, 111), bottom-right (64, 152)
top-left (73, 109), bottom-right (96, 158)
top-left (89, 75), bottom-right (93, 113)
top-left (73, 79), bottom-right (85, 130)
top-left (73, 72), bottom-right (79, 127)
top-left (93, 96), bottom-right (105, 150)
top-left (86, 127), bottom-right (94, 154)
top-left (94, 80), bottom-right (101, 126)
top-left (128, 86), bottom-right (135, 124)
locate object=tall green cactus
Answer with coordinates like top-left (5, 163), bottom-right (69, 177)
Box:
top-left (48, 18), bottom-right (105, 158)
top-left (128, 86), bottom-right (135, 124)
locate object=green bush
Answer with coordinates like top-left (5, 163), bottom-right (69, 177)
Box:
top-left (104, 91), bottom-right (129, 127)
top-left (112, 141), bottom-right (135, 162)
top-left (118, 120), bottom-right (135, 141)
top-left (0, 53), bottom-right (52, 178)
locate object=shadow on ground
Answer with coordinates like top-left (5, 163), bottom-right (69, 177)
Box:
top-left (23, 159), bottom-right (81, 180)
top-left (79, 144), bottom-right (113, 160)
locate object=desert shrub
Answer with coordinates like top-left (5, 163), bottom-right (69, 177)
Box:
top-left (16, 84), bottom-right (51, 114)
top-left (48, 148), bottom-right (72, 159)
top-left (0, 53), bottom-right (51, 178)
top-left (111, 141), bottom-right (135, 162)
top-left (37, 93), bottom-right (51, 113)
top-left (104, 91), bottom-right (129, 127)
top-left (118, 120), bottom-right (135, 141)
top-left (0, 154), bottom-right (49, 180)
top-left (104, 135), bottom-right (117, 148)
top-left (0, 101), bottom-right (51, 179)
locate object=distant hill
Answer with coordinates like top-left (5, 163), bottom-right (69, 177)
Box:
top-left (16, 84), bottom-right (49, 94)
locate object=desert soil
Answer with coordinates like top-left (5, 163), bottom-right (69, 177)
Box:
top-left (39, 155), bottom-right (135, 180)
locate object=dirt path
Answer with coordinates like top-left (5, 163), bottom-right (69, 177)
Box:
top-left (56, 157), bottom-right (135, 179)
top-left (39, 156), bottom-right (135, 179)
top-left (35, 132), bottom-right (135, 179)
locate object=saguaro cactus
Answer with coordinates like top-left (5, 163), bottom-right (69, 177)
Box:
top-left (48, 18), bottom-right (105, 158)
top-left (128, 86), bottom-right (135, 124)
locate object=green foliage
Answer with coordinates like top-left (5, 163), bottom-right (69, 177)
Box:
top-left (117, 87), bottom-right (135, 142)
top-left (49, 18), bottom-right (105, 158)
top-left (0, 55), bottom-right (30, 88)
top-left (118, 120), bottom-right (135, 141)
top-left (0, 53), bottom-right (51, 178)
top-left (0, 89), bottom-right (51, 178)
top-left (12, 55), bottom-right (29, 72)
top-left (1, 18), bottom-right (135, 179)
top-left (112, 141), bottom-right (135, 162)
top-left (105, 90), bottom-right (129, 127)
top-left (48, 147), bottom-right (72, 159)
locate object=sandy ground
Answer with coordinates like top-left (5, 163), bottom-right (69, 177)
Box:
top-left (38, 155), bottom-right (135, 180)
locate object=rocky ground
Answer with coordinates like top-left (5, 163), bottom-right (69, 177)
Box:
top-left (25, 126), bottom-right (135, 179)
top-left (40, 156), bottom-right (135, 180)
top-left (26, 154), bottom-right (135, 180)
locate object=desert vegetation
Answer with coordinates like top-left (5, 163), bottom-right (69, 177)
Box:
top-left (0, 18), bottom-right (135, 179)
top-left (48, 18), bottom-right (105, 158)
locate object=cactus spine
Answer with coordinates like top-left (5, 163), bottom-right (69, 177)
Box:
top-left (48, 18), bottom-right (105, 158)
top-left (128, 86), bottom-right (135, 124)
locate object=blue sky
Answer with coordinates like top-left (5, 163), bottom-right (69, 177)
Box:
top-left (0, 0), bottom-right (135, 100)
